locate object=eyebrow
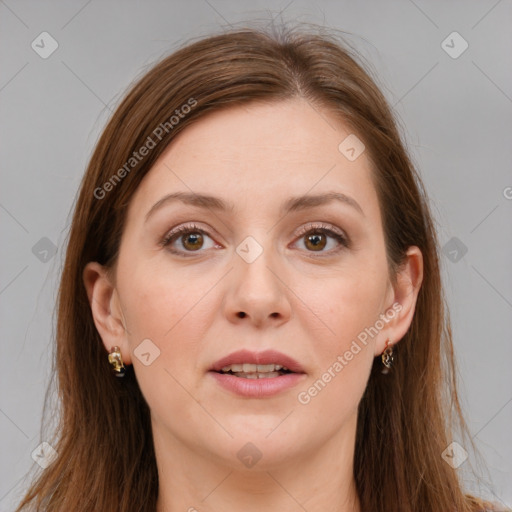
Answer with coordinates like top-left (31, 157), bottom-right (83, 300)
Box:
top-left (144, 190), bottom-right (364, 223)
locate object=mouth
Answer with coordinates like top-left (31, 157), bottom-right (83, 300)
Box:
top-left (208, 349), bottom-right (306, 397)
top-left (209, 349), bottom-right (305, 376)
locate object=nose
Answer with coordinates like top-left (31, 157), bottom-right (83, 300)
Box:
top-left (222, 245), bottom-right (292, 328)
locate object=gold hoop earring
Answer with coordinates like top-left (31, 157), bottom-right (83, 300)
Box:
top-left (108, 346), bottom-right (126, 377)
top-left (381, 339), bottom-right (394, 374)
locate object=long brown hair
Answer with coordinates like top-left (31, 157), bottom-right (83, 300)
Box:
top-left (16, 23), bottom-right (502, 512)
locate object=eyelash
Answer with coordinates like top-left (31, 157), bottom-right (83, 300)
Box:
top-left (160, 222), bottom-right (349, 257)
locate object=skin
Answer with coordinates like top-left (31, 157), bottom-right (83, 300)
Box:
top-left (84, 98), bottom-right (423, 512)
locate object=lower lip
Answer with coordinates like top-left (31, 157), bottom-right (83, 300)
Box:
top-left (208, 371), bottom-right (306, 398)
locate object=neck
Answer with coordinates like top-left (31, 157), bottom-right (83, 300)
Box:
top-left (154, 413), bottom-right (361, 512)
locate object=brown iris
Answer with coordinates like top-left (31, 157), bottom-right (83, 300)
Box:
top-left (182, 232), bottom-right (204, 251)
top-left (304, 232), bottom-right (327, 251)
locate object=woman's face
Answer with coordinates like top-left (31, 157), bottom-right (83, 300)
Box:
top-left (88, 98), bottom-right (420, 471)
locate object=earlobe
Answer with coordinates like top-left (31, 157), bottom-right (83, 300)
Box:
top-left (376, 246), bottom-right (424, 355)
top-left (82, 262), bottom-right (132, 365)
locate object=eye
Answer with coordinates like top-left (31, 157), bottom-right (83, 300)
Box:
top-left (160, 221), bottom-right (348, 257)
top-left (293, 222), bottom-right (349, 255)
top-left (160, 223), bottom-right (219, 256)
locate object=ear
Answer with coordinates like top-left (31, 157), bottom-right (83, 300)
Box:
top-left (83, 262), bottom-right (132, 365)
top-left (374, 246), bottom-right (424, 356)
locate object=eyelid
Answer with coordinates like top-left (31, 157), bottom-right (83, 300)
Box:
top-left (293, 221), bottom-right (347, 240)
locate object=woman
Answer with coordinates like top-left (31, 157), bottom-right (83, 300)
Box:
top-left (16, 24), bottom-right (505, 512)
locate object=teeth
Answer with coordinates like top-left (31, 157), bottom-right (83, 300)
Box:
top-left (220, 363), bottom-right (285, 373)
top-left (255, 364), bottom-right (277, 372)
top-left (236, 371), bottom-right (282, 379)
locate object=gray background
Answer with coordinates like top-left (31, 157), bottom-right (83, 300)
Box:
top-left (1, 0), bottom-right (511, 510)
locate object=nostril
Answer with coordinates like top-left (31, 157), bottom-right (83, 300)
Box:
top-left (237, 312), bottom-right (246, 318)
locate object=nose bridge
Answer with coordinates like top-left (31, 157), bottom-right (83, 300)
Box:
top-left (235, 233), bottom-right (280, 298)
top-left (223, 232), bottom-right (291, 325)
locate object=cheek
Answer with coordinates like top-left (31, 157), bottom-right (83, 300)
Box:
top-left (295, 259), bottom-right (388, 346)
top-left (295, 273), bottom-right (381, 421)
top-left (116, 262), bottom-right (214, 413)
top-left (115, 257), bottom-right (222, 404)
top-left (292, 255), bottom-right (387, 410)
top-left (119, 260), bottom-right (214, 340)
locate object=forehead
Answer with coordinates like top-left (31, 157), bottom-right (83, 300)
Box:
top-left (127, 98), bottom-right (379, 219)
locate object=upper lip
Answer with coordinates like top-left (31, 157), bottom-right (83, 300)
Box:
top-left (210, 349), bottom-right (305, 373)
